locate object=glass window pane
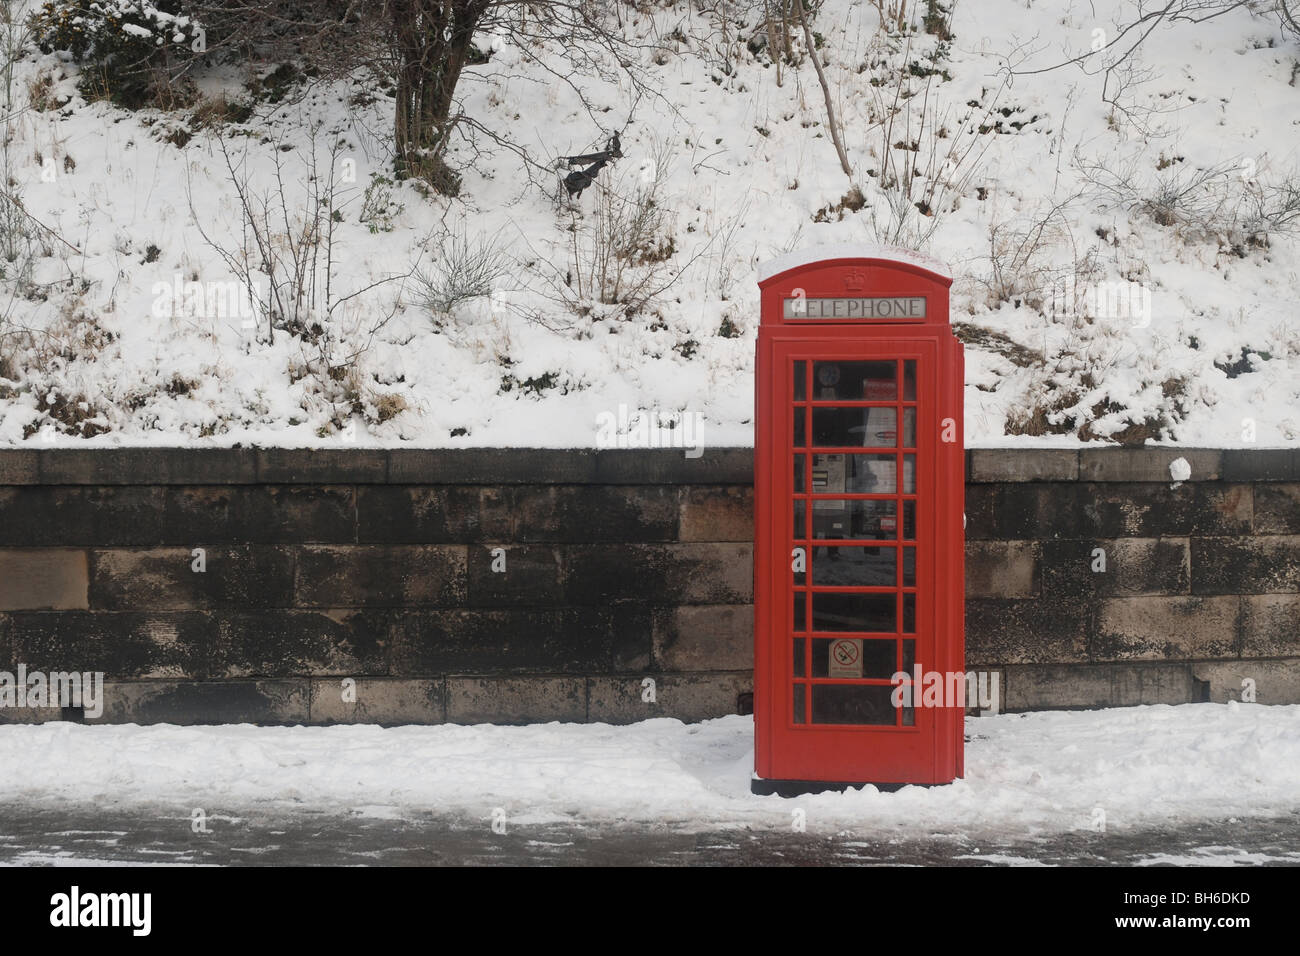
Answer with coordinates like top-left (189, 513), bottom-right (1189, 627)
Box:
top-left (902, 408), bottom-right (916, 448)
top-left (811, 592), bottom-right (896, 633)
top-left (811, 361), bottom-right (896, 401)
top-left (904, 360), bottom-right (917, 401)
top-left (813, 407), bottom-right (898, 448)
top-left (793, 638), bottom-right (805, 678)
top-left (811, 684), bottom-right (895, 725)
top-left (903, 547), bottom-right (915, 586)
top-left (810, 545), bottom-right (896, 587)
top-left (811, 638), bottom-right (898, 679)
top-left (902, 454), bottom-right (916, 493)
top-left (793, 408), bottom-right (805, 447)
top-left (903, 500), bottom-right (916, 540)
top-left (902, 593), bottom-right (916, 633)
top-left (793, 683), bottom-right (806, 724)
top-left (793, 361), bottom-right (806, 401)
top-left (809, 498), bottom-right (897, 540)
top-left (793, 454), bottom-right (805, 493)
top-left (793, 591), bottom-right (805, 631)
top-left (902, 639), bottom-right (915, 673)
top-left (793, 500), bottom-right (806, 538)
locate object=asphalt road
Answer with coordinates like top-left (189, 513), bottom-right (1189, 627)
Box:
top-left (1, 803), bottom-right (1297, 866)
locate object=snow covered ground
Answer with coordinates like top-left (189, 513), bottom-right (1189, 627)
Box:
top-left (1, 1), bottom-right (1297, 449)
top-left (2, 703), bottom-right (1297, 841)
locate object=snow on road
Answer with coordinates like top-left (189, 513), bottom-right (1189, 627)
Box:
top-left (2, 702), bottom-right (1296, 837)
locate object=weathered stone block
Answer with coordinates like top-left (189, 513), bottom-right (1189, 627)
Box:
top-left (388, 448), bottom-right (599, 484)
top-left (1040, 538), bottom-right (1190, 597)
top-left (295, 546), bottom-right (467, 607)
top-left (1191, 660), bottom-right (1300, 704)
top-left (357, 485), bottom-right (510, 543)
top-left (965, 541), bottom-right (1039, 598)
top-left (1004, 663), bottom-right (1195, 710)
top-left (1093, 596), bottom-right (1239, 661)
top-left (89, 547), bottom-right (294, 610)
top-left (257, 448), bottom-right (387, 483)
top-left (1079, 482), bottom-right (1251, 538)
top-left (3, 611), bottom-right (220, 679)
top-left (0, 450), bottom-right (39, 484)
top-left (1253, 483), bottom-right (1300, 533)
top-left (509, 485), bottom-right (680, 542)
top-left (652, 605), bottom-right (754, 671)
top-left (678, 486), bottom-right (753, 541)
top-left (593, 448), bottom-right (753, 484)
top-left (965, 598), bottom-right (1089, 665)
top-left (985, 483), bottom-right (1085, 540)
top-left (214, 609), bottom-right (390, 678)
top-left (0, 486), bottom-right (167, 546)
top-left (968, 448), bottom-right (1079, 482)
top-left (164, 485), bottom-right (356, 544)
top-left (97, 679), bottom-right (310, 724)
top-left (1191, 536), bottom-right (1300, 594)
top-left (1222, 448), bottom-right (1300, 482)
top-left (389, 607), bottom-right (652, 674)
top-left (309, 677), bottom-right (443, 724)
top-left (465, 545), bottom-right (565, 607)
top-left (565, 543), bottom-right (752, 605)
top-left (1079, 447), bottom-right (1221, 482)
top-left (962, 484), bottom-right (998, 540)
top-left (40, 448), bottom-right (257, 485)
top-left (1241, 594), bottom-right (1300, 658)
top-left (0, 550), bottom-right (88, 610)
top-left (587, 672), bottom-right (752, 723)
top-left (446, 676), bottom-right (586, 724)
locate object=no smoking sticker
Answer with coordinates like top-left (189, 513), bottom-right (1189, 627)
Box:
top-left (828, 639), bottom-right (863, 679)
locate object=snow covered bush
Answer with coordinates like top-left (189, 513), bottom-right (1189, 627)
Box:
top-left (31, 0), bottom-right (205, 108)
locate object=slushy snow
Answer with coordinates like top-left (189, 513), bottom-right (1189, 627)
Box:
top-left (2, 703), bottom-right (1297, 837)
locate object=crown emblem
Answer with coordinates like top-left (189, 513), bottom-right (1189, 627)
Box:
top-left (844, 268), bottom-right (867, 293)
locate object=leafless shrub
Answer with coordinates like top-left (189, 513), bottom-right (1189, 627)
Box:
top-left (412, 217), bottom-right (512, 318)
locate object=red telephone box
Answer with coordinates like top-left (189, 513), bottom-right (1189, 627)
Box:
top-left (752, 245), bottom-right (964, 795)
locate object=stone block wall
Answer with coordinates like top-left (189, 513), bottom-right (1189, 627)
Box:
top-left (0, 446), bottom-right (1295, 724)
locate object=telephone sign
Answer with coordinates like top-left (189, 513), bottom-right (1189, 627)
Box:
top-left (752, 245), bottom-right (965, 795)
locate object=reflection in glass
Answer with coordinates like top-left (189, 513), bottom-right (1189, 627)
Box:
top-left (813, 407), bottom-right (897, 448)
top-left (793, 361), bottom-right (806, 401)
top-left (811, 684), bottom-right (894, 725)
top-left (793, 500), bottom-right (806, 538)
top-left (811, 361), bottom-right (896, 401)
top-left (810, 545), bottom-right (896, 587)
top-left (811, 592), bottom-right (896, 633)
top-left (903, 407), bottom-right (916, 448)
top-left (904, 360), bottom-right (917, 401)
top-left (793, 683), bottom-right (806, 724)
top-left (809, 498), bottom-right (897, 540)
top-left (903, 547), bottom-right (915, 586)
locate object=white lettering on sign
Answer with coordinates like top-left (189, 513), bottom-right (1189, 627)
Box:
top-left (782, 297), bottom-right (926, 320)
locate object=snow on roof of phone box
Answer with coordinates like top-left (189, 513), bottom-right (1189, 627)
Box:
top-left (757, 244), bottom-right (953, 284)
